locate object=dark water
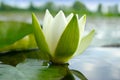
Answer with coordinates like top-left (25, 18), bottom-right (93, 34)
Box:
top-left (0, 47), bottom-right (120, 80)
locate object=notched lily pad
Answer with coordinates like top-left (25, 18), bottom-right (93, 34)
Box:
top-left (0, 59), bottom-right (71, 80)
top-left (0, 59), bottom-right (87, 80)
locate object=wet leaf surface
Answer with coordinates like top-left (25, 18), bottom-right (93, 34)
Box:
top-left (0, 21), bottom-right (34, 49)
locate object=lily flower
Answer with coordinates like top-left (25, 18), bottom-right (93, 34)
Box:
top-left (32, 10), bottom-right (95, 64)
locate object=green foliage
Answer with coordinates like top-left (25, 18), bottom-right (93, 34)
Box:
top-left (28, 2), bottom-right (36, 11)
top-left (70, 70), bottom-right (87, 80)
top-left (97, 4), bottom-right (102, 14)
top-left (0, 1), bottom-right (119, 16)
top-left (0, 59), bottom-right (87, 80)
top-left (72, 1), bottom-right (89, 14)
top-left (107, 4), bottom-right (119, 16)
top-left (43, 2), bottom-right (56, 11)
top-left (0, 21), bottom-right (33, 48)
top-left (0, 49), bottom-right (43, 66)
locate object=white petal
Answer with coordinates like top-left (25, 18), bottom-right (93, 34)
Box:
top-left (49, 10), bottom-right (67, 55)
top-left (66, 13), bottom-right (73, 23)
top-left (74, 30), bottom-right (95, 56)
top-left (43, 10), bottom-right (53, 35)
top-left (78, 15), bottom-right (86, 38)
top-left (42, 10), bottom-right (53, 55)
top-left (75, 15), bottom-right (86, 55)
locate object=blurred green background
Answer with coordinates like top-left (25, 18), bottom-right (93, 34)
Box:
top-left (0, 0), bottom-right (120, 16)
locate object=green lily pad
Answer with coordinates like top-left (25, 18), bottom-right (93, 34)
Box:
top-left (0, 49), bottom-right (41, 66)
top-left (0, 21), bottom-right (33, 48)
top-left (0, 59), bottom-right (72, 80)
top-left (70, 69), bottom-right (87, 80)
top-left (0, 50), bottom-right (87, 80)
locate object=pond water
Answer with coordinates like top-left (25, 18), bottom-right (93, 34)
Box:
top-left (86, 17), bottom-right (120, 47)
top-left (70, 47), bottom-right (120, 80)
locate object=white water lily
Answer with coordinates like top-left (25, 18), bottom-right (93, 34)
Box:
top-left (32, 10), bottom-right (95, 63)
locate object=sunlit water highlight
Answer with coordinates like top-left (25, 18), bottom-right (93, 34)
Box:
top-left (70, 47), bottom-right (120, 80)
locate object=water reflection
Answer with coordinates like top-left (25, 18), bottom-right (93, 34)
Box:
top-left (69, 47), bottom-right (120, 80)
top-left (0, 49), bottom-right (87, 80)
top-left (0, 60), bottom-right (87, 80)
top-left (0, 49), bottom-right (40, 66)
top-left (86, 17), bottom-right (120, 47)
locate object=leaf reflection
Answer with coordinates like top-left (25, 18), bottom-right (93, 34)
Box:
top-left (0, 50), bottom-right (87, 80)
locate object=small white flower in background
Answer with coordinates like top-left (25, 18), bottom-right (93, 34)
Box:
top-left (32, 10), bottom-right (95, 64)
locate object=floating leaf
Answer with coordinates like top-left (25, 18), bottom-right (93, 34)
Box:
top-left (0, 49), bottom-right (40, 66)
top-left (0, 64), bottom-right (26, 80)
top-left (0, 59), bottom-right (72, 80)
top-left (0, 34), bottom-right (37, 52)
top-left (0, 51), bottom-right (87, 80)
top-left (70, 69), bottom-right (87, 80)
top-left (0, 21), bottom-right (33, 48)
